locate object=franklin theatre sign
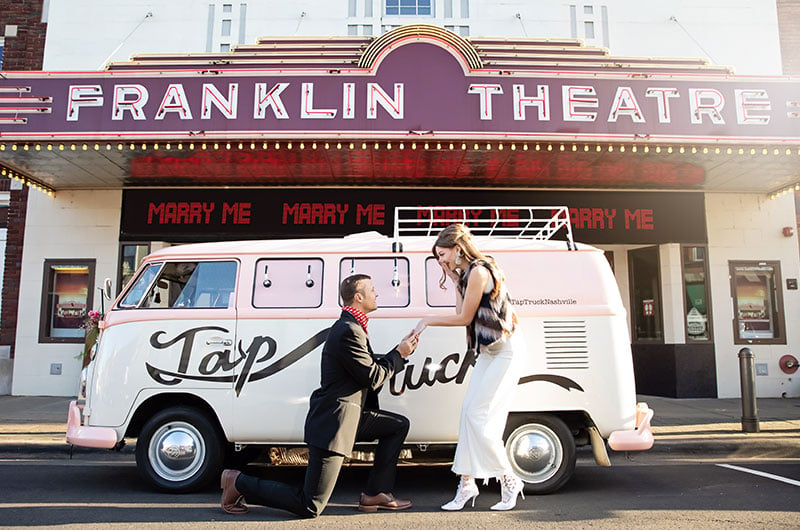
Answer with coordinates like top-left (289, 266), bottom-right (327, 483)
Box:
top-left (2, 42), bottom-right (800, 141)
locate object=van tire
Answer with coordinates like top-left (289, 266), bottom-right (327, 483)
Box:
top-left (504, 414), bottom-right (576, 494)
top-left (135, 407), bottom-right (224, 493)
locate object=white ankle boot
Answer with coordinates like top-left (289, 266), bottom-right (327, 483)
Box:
top-left (441, 476), bottom-right (479, 511)
top-left (490, 473), bottom-right (525, 511)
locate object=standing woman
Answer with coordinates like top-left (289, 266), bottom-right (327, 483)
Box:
top-left (414, 223), bottom-right (526, 511)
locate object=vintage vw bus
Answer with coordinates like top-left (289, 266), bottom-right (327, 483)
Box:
top-left (67, 206), bottom-right (653, 493)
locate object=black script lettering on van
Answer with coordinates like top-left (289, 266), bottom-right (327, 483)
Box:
top-left (389, 349), bottom-right (476, 396)
top-left (144, 326), bottom-right (330, 396)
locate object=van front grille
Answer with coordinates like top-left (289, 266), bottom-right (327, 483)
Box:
top-left (543, 320), bottom-right (589, 369)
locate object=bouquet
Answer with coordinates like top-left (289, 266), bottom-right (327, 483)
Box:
top-left (79, 310), bottom-right (102, 367)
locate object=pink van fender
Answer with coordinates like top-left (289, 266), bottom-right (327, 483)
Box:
top-left (608, 402), bottom-right (655, 451)
top-left (66, 400), bottom-right (118, 449)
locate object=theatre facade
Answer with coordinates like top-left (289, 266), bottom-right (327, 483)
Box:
top-left (1, 25), bottom-right (799, 398)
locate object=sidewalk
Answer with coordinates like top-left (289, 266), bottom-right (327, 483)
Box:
top-left (0, 394), bottom-right (798, 457)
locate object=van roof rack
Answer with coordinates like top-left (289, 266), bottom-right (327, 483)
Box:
top-left (393, 206), bottom-right (575, 249)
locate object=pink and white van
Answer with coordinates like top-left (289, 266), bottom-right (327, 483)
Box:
top-left (67, 206), bottom-right (653, 493)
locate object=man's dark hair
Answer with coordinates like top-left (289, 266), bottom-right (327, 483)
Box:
top-left (340, 274), bottom-right (371, 305)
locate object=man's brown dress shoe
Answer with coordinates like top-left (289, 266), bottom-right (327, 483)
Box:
top-left (358, 492), bottom-right (412, 512)
top-left (220, 469), bottom-right (248, 514)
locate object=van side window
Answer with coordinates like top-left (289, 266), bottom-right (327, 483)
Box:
top-left (340, 257), bottom-right (410, 308)
top-left (425, 257), bottom-right (456, 307)
top-left (141, 261), bottom-right (237, 309)
top-left (253, 258), bottom-right (324, 308)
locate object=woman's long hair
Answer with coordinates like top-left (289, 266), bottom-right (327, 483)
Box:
top-left (432, 223), bottom-right (503, 297)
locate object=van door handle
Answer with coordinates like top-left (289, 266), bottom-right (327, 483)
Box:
top-left (206, 338), bottom-right (233, 346)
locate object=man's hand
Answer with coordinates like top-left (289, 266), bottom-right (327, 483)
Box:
top-left (396, 330), bottom-right (419, 358)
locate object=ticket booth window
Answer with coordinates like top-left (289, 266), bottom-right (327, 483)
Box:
top-left (39, 259), bottom-right (96, 343)
top-left (730, 261), bottom-right (786, 344)
top-left (682, 245), bottom-right (712, 342)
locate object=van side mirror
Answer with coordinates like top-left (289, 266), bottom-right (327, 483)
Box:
top-left (102, 278), bottom-right (113, 300)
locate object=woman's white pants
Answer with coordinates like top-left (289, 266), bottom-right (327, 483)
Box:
top-left (451, 334), bottom-right (521, 480)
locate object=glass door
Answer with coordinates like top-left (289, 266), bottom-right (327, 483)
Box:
top-left (628, 246), bottom-right (664, 342)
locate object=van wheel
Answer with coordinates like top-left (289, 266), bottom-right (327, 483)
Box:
top-left (135, 407), bottom-right (224, 493)
top-left (504, 415), bottom-right (576, 494)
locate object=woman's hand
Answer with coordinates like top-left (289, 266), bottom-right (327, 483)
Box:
top-left (440, 261), bottom-right (461, 284)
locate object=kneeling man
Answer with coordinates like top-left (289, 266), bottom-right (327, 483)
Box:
top-left (221, 274), bottom-right (418, 517)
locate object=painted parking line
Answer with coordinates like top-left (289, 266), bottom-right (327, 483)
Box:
top-left (716, 463), bottom-right (800, 487)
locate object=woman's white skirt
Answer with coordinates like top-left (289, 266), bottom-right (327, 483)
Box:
top-left (451, 332), bottom-right (523, 479)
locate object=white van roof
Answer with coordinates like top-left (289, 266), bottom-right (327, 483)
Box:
top-left (145, 232), bottom-right (594, 261)
top-left (145, 205), bottom-right (587, 260)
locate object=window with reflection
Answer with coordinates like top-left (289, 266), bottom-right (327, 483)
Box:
top-left (730, 261), bottom-right (786, 344)
top-left (682, 245), bottom-right (712, 342)
top-left (39, 259), bottom-right (95, 343)
top-left (385, 0), bottom-right (432, 15)
top-left (118, 243), bottom-right (150, 295)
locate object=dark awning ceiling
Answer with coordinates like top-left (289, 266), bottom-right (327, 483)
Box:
top-left (1, 139), bottom-right (798, 194)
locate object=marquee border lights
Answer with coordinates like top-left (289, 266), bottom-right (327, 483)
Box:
top-left (769, 182), bottom-right (800, 200)
top-left (0, 165), bottom-right (56, 197)
top-left (0, 164), bottom-right (55, 196)
top-left (3, 139), bottom-right (800, 156)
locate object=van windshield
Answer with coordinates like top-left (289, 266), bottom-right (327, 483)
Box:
top-left (119, 263), bottom-right (162, 308)
top-left (139, 261), bottom-right (237, 309)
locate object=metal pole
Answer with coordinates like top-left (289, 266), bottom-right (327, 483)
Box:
top-left (737, 347), bottom-right (760, 433)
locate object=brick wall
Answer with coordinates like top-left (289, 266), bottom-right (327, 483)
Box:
top-left (777, 0), bottom-right (800, 74)
top-left (0, 0), bottom-right (47, 71)
top-left (0, 187), bottom-right (28, 355)
top-left (0, 0), bottom-right (45, 356)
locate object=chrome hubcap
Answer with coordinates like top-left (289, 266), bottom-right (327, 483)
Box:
top-left (506, 423), bottom-right (563, 484)
top-left (148, 421), bottom-right (205, 482)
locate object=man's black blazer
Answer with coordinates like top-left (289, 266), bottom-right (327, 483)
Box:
top-left (303, 311), bottom-right (406, 457)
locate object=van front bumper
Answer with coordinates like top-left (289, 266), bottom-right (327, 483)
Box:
top-left (66, 400), bottom-right (118, 449)
top-left (608, 402), bottom-right (655, 451)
